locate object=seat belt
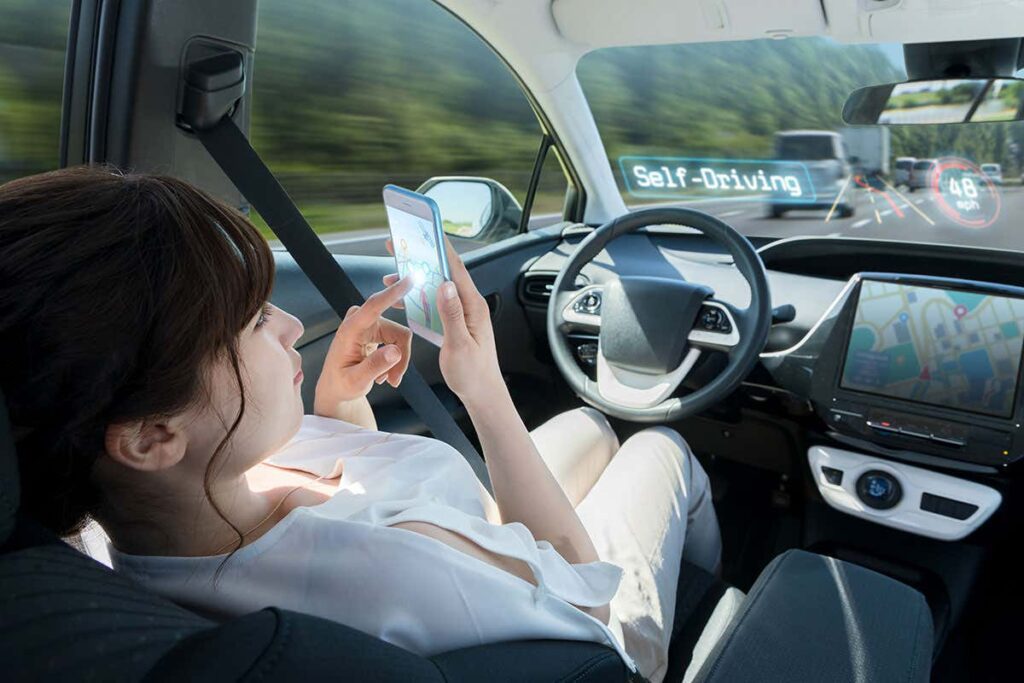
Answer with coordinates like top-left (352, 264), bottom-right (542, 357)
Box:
top-left (179, 53), bottom-right (491, 494)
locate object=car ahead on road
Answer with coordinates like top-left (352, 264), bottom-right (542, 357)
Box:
top-left (5, 1), bottom-right (1024, 682)
top-left (981, 163), bottom-right (1004, 185)
top-left (908, 158), bottom-right (938, 191)
top-left (766, 130), bottom-right (853, 218)
top-left (894, 156), bottom-right (916, 187)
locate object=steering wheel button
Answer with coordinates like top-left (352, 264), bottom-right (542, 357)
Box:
top-left (700, 307), bottom-right (722, 330)
top-left (573, 291), bottom-right (602, 315)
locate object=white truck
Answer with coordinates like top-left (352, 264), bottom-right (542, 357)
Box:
top-left (840, 126), bottom-right (891, 179)
top-left (768, 130), bottom-right (854, 218)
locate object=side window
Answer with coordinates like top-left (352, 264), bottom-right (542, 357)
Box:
top-left (0, 1), bottom-right (72, 184)
top-left (251, 0), bottom-right (572, 254)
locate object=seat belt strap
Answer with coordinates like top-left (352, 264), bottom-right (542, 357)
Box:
top-left (194, 117), bottom-right (491, 493)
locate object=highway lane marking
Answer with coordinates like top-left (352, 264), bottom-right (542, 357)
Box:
top-left (880, 178), bottom-right (936, 225)
top-left (852, 218), bottom-right (871, 228)
top-left (825, 175), bottom-right (853, 223)
top-left (719, 210), bottom-right (745, 217)
top-left (866, 189), bottom-right (880, 225)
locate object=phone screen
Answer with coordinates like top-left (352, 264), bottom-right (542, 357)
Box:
top-left (384, 203), bottom-right (447, 346)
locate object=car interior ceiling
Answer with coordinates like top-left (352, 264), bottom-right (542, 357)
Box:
top-left (6, 0), bottom-right (1024, 681)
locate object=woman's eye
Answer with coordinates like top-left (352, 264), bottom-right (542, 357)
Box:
top-left (255, 303), bottom-right (273, 329)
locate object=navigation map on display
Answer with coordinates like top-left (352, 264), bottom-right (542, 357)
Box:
top-left (842, 281), bottom-right (1024, 417)
top-left (384, 206), bottom-right (446, 339)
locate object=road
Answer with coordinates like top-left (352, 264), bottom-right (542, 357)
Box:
top-left (277, 184), bottom-right (1024, 256)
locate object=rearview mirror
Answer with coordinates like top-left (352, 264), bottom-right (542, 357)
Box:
top-left (843, 78), bottom-right (1024, 125)
top-left (417, 177), bottom-right (522, 241)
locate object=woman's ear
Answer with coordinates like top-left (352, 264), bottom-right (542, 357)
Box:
top-left (104, 418), bottom-right (188, 472)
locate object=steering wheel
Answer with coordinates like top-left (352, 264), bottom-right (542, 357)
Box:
top-left (546, 207), bottom-right (772, 422)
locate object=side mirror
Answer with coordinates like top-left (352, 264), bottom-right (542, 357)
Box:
top-left (417, 177), bottom-right (522, 241)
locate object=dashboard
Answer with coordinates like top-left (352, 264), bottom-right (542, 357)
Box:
top-left (522, 230), bottom-right (1024, 474)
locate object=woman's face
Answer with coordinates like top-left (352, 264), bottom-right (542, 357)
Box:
top-left (183, 302), bottom-right (306, 478)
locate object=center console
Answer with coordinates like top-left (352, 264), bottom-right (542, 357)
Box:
top-left (690, 549), bottom-right (932, 683)
top-left (786, 273), bottom-right (1021, 539)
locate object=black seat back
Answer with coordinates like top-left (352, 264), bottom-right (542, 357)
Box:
top-left (0, 385), bottom-right (17, 545)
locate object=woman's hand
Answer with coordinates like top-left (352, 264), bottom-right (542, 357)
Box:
top-left (314, 276), bottom-right (414, 414)
top-left (384, 236), bottom-right (502, 409)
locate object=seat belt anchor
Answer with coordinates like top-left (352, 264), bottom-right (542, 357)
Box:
top-left (177, 51), bottom-right (246, 133)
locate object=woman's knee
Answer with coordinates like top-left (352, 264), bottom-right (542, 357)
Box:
top-left (535, 407), bottom-right (619, 460)
top-left (575, 407), bottom-right (620, 454)
top-left (619, 426), bottom-right (708, 489)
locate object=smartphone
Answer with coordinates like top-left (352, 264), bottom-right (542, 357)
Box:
top-left (382, 184), bottom-right (451, 347)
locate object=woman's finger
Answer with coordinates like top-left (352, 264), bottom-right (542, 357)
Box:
top-left (441, 234), bottom-right (488, 326)
top-left (352, 344), bottom-right (402, 390)
top-left (377, 317), bottom-right (413, 386)
top-left (381, 273), bottom-right (404, 308)
top-left (437, 280), bottom-right (472, 348)
top-left (385, 238), bottom-right (394, 256)
top-left (442, 233), bottom-right (479, 300)
top-left (359, 275), bottom-right (413, 320)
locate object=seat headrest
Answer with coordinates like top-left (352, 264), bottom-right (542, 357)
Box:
top-left (0, 388), bottom-right (20, 545)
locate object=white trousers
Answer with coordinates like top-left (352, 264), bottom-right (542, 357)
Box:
top-left (530, 407), bottom-right (722, 683)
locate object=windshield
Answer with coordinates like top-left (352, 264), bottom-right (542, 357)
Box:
top-left (578, 37), bottom-right (1024, 251)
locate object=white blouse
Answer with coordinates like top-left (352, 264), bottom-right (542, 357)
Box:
top-left (109, 415), bottom-right (637, 673)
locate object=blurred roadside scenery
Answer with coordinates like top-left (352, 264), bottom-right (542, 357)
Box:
top-left (3, 0), bottom-right (1023, 242)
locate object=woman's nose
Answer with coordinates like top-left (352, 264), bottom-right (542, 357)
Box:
top-left (280, 308), bottom-right (304, 345)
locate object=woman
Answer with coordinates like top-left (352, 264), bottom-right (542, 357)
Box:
top-left (0, 166), bottom-right (720, 683)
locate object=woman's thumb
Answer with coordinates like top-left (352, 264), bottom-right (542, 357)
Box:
top-left (438, 281), bottom-right (470, 345)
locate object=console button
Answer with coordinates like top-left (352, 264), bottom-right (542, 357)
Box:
top-left (856, 470), bottom-right (902, 510)
top-left (898, 426), bottom-right (931, 440)
top-left (921, 493), bottom-right (978, 520)
top-left (866, 420), bottom-right (900, 435)
top-left (821, 466), bottom-right (843, 486)
top-left (929, 434), bottom-right (966, 448)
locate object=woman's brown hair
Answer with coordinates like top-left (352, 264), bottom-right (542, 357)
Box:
top-left (0, 165), bottom-right (274, 538)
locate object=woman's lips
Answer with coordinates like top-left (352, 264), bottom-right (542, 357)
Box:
top-left (294, 369), bottom-right (304, 384)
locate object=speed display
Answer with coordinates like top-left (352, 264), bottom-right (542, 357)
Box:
top-left (842, 280), bottom-right (1024, 417)
top-left (929, 157), bottom-right (1002, 228)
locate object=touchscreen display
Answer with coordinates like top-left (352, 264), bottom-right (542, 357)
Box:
top-left (841, 280), bottom-right (1024, 417)
top-left (384, 205), bottom-right (446, 340)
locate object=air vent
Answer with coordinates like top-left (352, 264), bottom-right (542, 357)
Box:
top-left (518, 271), bottom-right (590, 307)
top-left (519, 272), bottom-right (556, 305)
